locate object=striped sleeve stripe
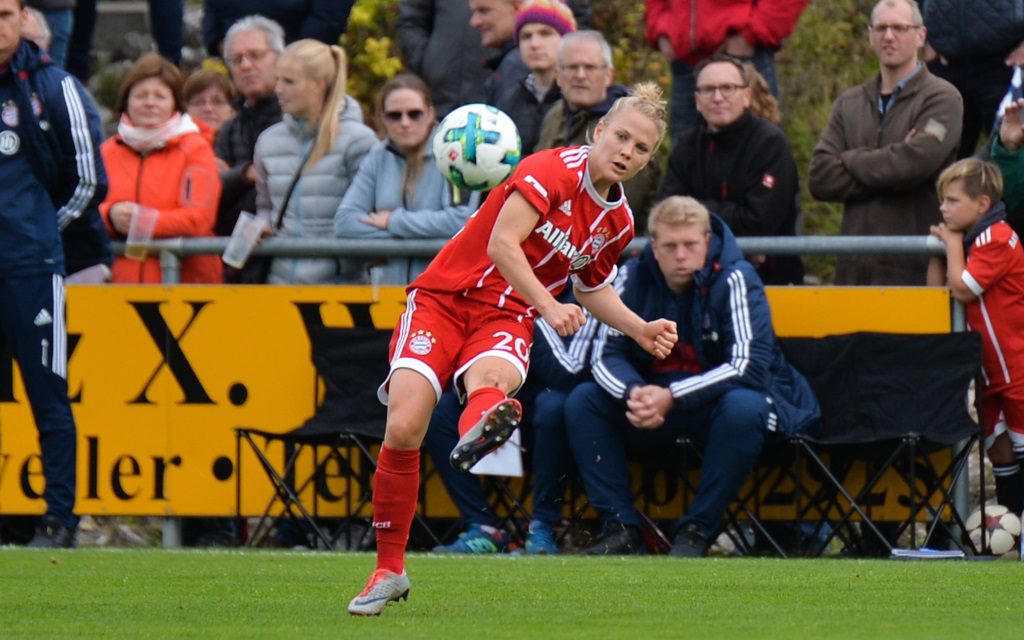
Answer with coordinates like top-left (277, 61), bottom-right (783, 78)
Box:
top-left (961, 269), bottom-right (984, 297)
top-left (56, 77), bottom-right (98, 222)
top-left (669, 270), bottom-right (752, 399)
top-left (591, 323), bottom-right (628, 397)
top-left (536, 320), bottom-right (574, 371)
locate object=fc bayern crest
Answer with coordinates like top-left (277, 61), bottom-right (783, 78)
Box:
top-left (408, 329), bottom-right (435, 356)
top-left (1, 101), bottom-right (17, 127)
top-left (591, 233), bottom-right (607, 251)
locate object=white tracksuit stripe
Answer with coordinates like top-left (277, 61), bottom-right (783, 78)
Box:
top-left (57, 77), bottom-right (98, 225)
top-left (669, 270), bottom-right (753, 398)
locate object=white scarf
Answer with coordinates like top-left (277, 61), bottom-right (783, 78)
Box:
top-left (117, 112), bottom-right (200, 153)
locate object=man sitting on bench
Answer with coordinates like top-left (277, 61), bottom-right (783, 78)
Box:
top-left (566, 196), bottom-right (820, 556)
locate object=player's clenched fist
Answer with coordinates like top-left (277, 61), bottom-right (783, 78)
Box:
top-left (542, 302), bottom-right (587, 336)
top-left (638, 319), bottom-right (678, 359)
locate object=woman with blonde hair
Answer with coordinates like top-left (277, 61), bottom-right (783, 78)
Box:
top-left (254, 39), bottom-right (376, 284)
top-left (334, 72), bottom-right (480, 284)
top-left (348, 82), bottom-right (678, 616)
top-left (100, 52), bottom-right (222, 283)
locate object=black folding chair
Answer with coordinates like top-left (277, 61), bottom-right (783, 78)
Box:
top-left (781, 331), bottom-right (982, 556)
top-left (236, 326), bottom-right (442, 549)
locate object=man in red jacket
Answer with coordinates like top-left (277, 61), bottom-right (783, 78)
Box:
top-left (645, 0), bottom-right (809, 140)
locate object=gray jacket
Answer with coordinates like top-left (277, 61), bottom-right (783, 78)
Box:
top-left (254, 96), bottom-right (376, 284)
top-left (334, 138), bottom-right (479, 284)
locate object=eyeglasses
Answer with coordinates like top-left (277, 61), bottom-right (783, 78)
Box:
top-left (868, 23), bottom-right (920, 36)
top-left (559, 63), bottom-right (608, 75)
top-left (694, 83), bottom-right (748, 99)
top-left (188, 97), bottom-right (231, 108)
top-left (384, 109), bottom-right (425, 123)
top-left (226, 48), bottom-right (274, 67)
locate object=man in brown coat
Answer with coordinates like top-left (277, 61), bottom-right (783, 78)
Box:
top-left (809, 0), bottom-right (962, 285)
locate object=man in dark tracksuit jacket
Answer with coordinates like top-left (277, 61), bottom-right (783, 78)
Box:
top-left (423, 290), bottom-right (597, 554)
top-left (0, 7), bottom-right (107, 548)
top-left (659, 56), bottom-right (803, 285)
top-left (568, 196), bottom-right (818, 556)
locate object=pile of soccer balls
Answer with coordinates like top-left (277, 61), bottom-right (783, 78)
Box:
top-left (433, 103), bottom-right (522, 192)
top-left (965, 504), bottom-right (1022, 558)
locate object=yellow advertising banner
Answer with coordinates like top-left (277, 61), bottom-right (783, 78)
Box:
top-left (0, 285), bottom-right (954, 520)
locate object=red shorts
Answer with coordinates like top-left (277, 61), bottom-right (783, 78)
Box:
top-left (981, 384), bottom-right (1024, 450)
top-left (377, 289), bottom-right (534, 404)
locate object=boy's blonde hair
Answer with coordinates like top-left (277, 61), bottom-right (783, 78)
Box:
top-left (936, 158), bottom-right (1003, 204)
top-left (648, 196), bottom-right (710, 237)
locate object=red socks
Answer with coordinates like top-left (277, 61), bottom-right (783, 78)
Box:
top-left (457, 386), bottom-right (507, 437)
top-left (372, 445), bottom-right (420, 574)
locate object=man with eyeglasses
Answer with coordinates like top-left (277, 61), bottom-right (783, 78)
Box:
top-left (536, 30), bottom-right (660, 230)
top-left (659, 54), bottom-right (803, 285)
top-left (213, 16), bottom-right (284, 258)
top-left (645, 0), bottom-right (810, 142)
top-left (810, 0), bottom-right (962, 286)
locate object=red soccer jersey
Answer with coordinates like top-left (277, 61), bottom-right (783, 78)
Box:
top-left (962, 220), bottom-right (1024, 388)
top-left (409, 146), bottom-right (635, 317)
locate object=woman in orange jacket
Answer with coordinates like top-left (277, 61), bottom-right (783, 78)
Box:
top-left (100, 53), bottom-right (222, 283)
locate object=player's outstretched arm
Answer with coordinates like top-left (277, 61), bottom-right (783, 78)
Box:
top-left (488, 192), bottom-right (587, 335)
top-left (574, 283), bottom-right (677, 359)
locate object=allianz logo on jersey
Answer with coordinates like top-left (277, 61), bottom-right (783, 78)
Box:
top-left (534, 220), bottom-right (593, 270)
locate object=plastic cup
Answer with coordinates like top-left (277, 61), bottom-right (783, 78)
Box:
top-left (124, 204), bottom-right (159, 260)
top-left (222, 211), bottom-right (268, 269)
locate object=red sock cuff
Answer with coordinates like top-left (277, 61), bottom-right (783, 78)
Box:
top-left (458, 386), bottom-right (508, 437)
top-left (378, 445), bottom-right (420, 474)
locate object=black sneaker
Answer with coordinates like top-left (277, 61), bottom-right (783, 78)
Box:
top-left (449, 398), bottom-right (522, 472)
top-left (669, 522), bottom-right (708, 558)
top-left (581, 522), bottom-right (645, 556)
top-left (27, 515), bottom-right (74, 549)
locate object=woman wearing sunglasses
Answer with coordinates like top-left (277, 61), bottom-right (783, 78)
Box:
top-left (253, 39), bottom-right (376, 284)
top-left (334, 72), bottom-right (480, 284)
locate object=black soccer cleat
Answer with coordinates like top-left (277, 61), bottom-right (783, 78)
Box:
top-left (449, 398), bottom-right (522, 472)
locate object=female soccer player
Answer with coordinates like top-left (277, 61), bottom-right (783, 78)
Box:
top-left (349, 82), bottom-right (678, 616)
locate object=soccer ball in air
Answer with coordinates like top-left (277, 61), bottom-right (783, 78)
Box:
top-left (965, 504), bottom-right (1021, 558)
top-left (432, 103), bottom-right (522, 191)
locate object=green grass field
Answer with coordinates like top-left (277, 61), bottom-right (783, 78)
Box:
top-left (0, 548), bottom-right (1019, 639)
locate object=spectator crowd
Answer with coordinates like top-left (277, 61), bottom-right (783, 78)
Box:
top-left (2, 0), bottom-right (1024, 571)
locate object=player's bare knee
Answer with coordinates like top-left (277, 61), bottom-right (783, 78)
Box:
top-left (384, 417), bottom-right (427, 450)
top-left (988, 433), bottom-right (1015, 465)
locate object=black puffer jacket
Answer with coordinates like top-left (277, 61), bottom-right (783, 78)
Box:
top-left (213, 94), bottom-right (282, 236)
top-left (923, 0), bottom-right (1024, 59)
top-left (202, 0), bottom-right (355, 55)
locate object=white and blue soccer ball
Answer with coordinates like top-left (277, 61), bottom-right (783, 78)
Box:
top-left (432, 103), bottom-right (521, 191)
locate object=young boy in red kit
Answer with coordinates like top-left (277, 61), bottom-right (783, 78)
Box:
top-left (930, 158), bottom-right (1024, 521)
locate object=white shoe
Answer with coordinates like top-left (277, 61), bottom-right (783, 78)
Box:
top-left (348, 569), bottom-right (410, 616)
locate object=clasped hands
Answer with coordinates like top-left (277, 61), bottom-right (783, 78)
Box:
top-left (626, 384), bottom-right (675, 430)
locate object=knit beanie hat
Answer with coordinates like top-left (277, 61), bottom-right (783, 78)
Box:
top-left (514, 0), bottom-right (577, 44)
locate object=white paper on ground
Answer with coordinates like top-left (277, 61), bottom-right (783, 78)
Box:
top-left (469, 428), bottom-right (522, 477)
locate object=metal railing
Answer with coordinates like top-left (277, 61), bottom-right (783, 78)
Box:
top-left (114, 235), bottom-right (951, 285)
top-left (109, 233), bottom-right (966, 548)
